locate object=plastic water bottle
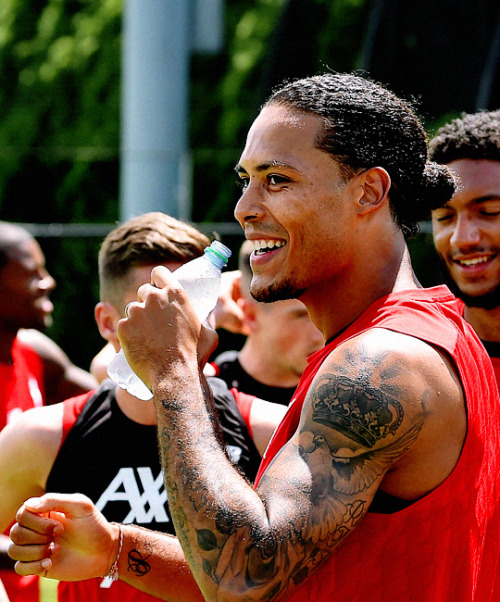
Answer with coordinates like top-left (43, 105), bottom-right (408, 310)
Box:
top-left (107, 240), bottom-right (232, 400)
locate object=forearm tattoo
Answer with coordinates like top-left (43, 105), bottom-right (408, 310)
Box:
top-left (127, 546), bottom-right (152, 577)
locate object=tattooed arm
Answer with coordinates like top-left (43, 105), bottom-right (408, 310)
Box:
top-left (140, 313), bottom-right (464, 600)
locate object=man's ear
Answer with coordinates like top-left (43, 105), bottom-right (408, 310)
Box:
top-left (356, 166), bottom-right (391, 214)
top-left (238, 297), bottom-right (258, 335)
top-left (95, 301), bottom-right (121, 345)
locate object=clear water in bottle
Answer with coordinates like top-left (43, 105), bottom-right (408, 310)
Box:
top-left (177, 277), bottom-right (221, 323)
top-left (107, 241), bottom-right (231, 400)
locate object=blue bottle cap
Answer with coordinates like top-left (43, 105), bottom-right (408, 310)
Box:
top-left (204, 241), bottom-right (232, 269)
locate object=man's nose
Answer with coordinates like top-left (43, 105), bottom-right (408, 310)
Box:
top-left (39, 270), bottom-right (56, 292)
top-left (450, 214), bottom-right (481, 247)
top-left (234, 182), bottom-right (264, 227)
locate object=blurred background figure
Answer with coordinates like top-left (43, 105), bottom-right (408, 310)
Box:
top-left (430, 109), bottom-right (500, 386)
top-left (0, 221), bottom-right (97, 429)
top-left (0, 221), bottom-right (97, 601)
top-left (210, 240), bottom-right (323, 405)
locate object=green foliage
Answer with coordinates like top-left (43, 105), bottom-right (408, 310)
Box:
top-left (0, 0), bottom-right (122, 224)
top-left (190, 0), bottom-right (287, 222)
top-left (3, 0), bottom-right (460, 368)
top-left (43, 233), bottom-right (104, 368)
top-left (0, 0), bottom-right (373, 225)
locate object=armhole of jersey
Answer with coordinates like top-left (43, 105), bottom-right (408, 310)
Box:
top-left (231, 388), bottom-right (255, 439)
top-left (60, 390), bottom-right (95, 447)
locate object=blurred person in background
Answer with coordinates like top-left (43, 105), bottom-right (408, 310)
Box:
top-left (0, 221), bottom-right (97, 429)
top-left (430, 109), bottom-right (500, 386)
top-left (210, 240), bottom-right (323, 405)
top-left (0, 221), bottom-right (97, 601)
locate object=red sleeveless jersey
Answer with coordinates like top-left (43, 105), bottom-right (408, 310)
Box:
top-left (0, 337), bottom-right (45, 431)
top-left (255, 286), bottom-right (500, 601)
top-left (0, 337), bottom-right (46, 602)
top-left (455, 297), bottom-right (500, 395)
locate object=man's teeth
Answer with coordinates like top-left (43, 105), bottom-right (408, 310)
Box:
top-left (251, 240), bottom-right (286, 252)
top-left (458, 256), bottom-right (489, 266)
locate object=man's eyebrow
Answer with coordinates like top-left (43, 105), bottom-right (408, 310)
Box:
top-left (472, 195), bottom-right (500, 204)
top-left (434, 195), bottom-right (500, 211)
top-left (234, 160), bottom-right (298, 174)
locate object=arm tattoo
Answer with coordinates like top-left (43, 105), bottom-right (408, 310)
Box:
top-left (159, 347), bottom-right (424, 598)
top-left (312, 348), bottom-right (405, 446)
top-left (311, 372), bottom-right (404, 446)
top-left (127, 545), bottom-right (152, 577)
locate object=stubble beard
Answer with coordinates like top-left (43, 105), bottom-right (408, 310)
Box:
top-left (250, 277), bottom-right (305, 304)
top-left (439, 256), bottom-right (500, 310)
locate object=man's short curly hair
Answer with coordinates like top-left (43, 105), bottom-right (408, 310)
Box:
top-left (429, 109), bottom-right (500, 165)
top-left (265, 72), bottom-right (456, 237)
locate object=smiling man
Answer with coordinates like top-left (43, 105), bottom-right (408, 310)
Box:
top-left (0, 222), bottom-right (97, 428)
top-left (9, 74), bottom-right (500, 601)
top-left (430, 109), bottom-right (500, 383)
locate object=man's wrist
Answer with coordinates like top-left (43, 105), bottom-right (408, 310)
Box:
top-left (100, 522), bottom-right (123, 588)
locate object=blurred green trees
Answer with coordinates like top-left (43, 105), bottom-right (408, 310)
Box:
top-left (0, 0), bottom-right (374, 225)
top-left (0, 0), bottom-right (498, 366)
top-left (0, 0), bottom-right (121, 223)
top-left (0, 0), bottom-right (373, 366)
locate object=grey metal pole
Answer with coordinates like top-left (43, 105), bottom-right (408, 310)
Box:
top-left (120, 0), bottom-right (191, 221)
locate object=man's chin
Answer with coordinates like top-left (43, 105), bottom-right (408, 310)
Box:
top-left (446, 278), bottom-right (500, 310)
top-left (250, 280), bottom-right (304, 304)
top-left (37, 315), bottom-right (52, 330)
top-left (437, 258), bottom-right (500, 310)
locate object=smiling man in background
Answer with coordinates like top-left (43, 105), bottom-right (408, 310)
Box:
top-left (430, 109), bottom-right (500, 384)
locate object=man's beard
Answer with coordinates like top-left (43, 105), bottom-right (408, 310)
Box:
top-left (439, 257), bottom-right (500, 310)
top-left (250, 277), bottom-right (305, 304)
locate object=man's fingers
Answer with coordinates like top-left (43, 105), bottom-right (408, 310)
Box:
top-left (14, 507), bottom-right (63, 538)
top-left (13, 557), bottom-right (53, 577)
top-left (9, 540), bottom-right (57, 563)
top-left (8, 534), bottom-right (58, 564)
top-left (150, 265), bottom-right (175, 288)
top-left (9, 523), bottom-right (53, 546)
top-left (12, 493), bottom-right (97, 542)
top-left (22, 492), bottom-right (95, 519)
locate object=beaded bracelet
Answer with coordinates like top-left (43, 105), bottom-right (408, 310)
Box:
top-left (100, 523), bottom-right (123, 589)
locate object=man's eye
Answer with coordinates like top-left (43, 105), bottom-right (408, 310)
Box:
top-left (435, 213), bottom-right (454, 222)
top-left (236, 177), bottom-right (249, 191)
top-left (268, 174), bottom-right (289, 186)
